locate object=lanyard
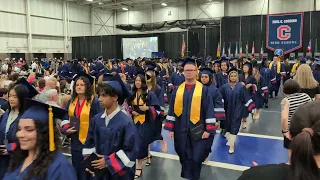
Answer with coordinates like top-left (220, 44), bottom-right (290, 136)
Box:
top-left (75, 99), bottom-right (86, 118)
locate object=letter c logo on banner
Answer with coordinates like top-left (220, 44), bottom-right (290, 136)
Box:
top-left (277, 25), bottom-right (291, 40)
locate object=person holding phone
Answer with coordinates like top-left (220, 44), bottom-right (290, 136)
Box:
top-left (0, 78), bottom-right (38, 179)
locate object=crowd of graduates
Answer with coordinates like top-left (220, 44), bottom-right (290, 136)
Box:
top-left (0, 52), bottom-right (320, 180)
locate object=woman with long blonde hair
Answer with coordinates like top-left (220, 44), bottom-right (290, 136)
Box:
top-left (293, 64), bottom-right (320, 100)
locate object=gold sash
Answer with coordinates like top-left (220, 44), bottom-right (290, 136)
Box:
top-left (269, 59), bottom-right (281, 74)
top-left (68, 97), bottom-right (93, 144)
top-left (133, 93), bottom-right (147, 124)
top-left (174, 81), bottom-right (202, 124)
top-left (291, 62), bottom-right (300, 73)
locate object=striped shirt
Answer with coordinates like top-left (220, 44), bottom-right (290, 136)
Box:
top-left (286, 93), bottom-right (311, 129)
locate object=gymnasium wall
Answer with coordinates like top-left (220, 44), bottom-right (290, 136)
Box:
top-left (0, 0), bottom-right (113, 59)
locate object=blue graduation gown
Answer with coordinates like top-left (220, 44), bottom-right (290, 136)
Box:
top-left (168, 72), bottom-right (185, 88)
top-left (3, 152), bottom-right (76, 180)
top-left (89, 63), bottom-right (96, 76)
top-left (95, 61), bottom-right (105, 79)
top-left (131, 91), bottom-right (160, 159)
top-left (253, 77), bottom-right (268, 109)
top-left (0, 110), bottom-right (21, 179)
top-left (239, 75), bottom-right (255, 118)
top-left (62, 97), bottom-right (103, 180)
top-left (220, 83), bottom-right (255, 135)
top-left (83, 110), bottom-right (139, 180)
top-left (313, 69), bottom-right (320, 84)
top-left (207, 85), bottom-right (225, 122)
top-left (216, 72), bottom-right (228, 88)
top-left (112, 66), bottom-right (120, 74)
top-left (269, 62), bottom-right (285, 95)
top-left (164, 84), bottom-right (216, 180)
top-left (153, 86), bottom-right (165, 141)
top-left (57, 66), bottom-right (63, 77)
top-left (104, 67), bottom-right (119, 74)
top-left (61, 64), bottom-right (71, 78)
top-left (260, 68), bottom-right (274, 92)
top-left (156, 76), bottom-right (163, 89)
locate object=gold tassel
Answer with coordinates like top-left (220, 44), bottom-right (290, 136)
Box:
top-left (48, 106), bottom-right (55, 152)
top-left (195, 59), bottom-right (199, 79)
top-left (93, 76), bottom-right (96, 95)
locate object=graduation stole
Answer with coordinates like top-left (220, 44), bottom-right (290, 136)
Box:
top-left (84, 66), bottom-right (89, 74)
top-left (133, 92), bottom-right (147, 124)
top-left (68, 96), bottom-right (93, 144)
top-left (105, 62), bottom-right (112, 70)
top-left (174, 81), bottom-right (202, 124)
top-left (269, 59), bottom-right (281, 74)
top-left (165, 67), bottom-right (169, 76)
top-left (292, 61), bottom-right (300, 73)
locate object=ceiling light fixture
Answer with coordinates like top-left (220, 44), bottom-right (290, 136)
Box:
top-left (161, 3), bottom-right (167, 6)
top-left (86, 0), bottom-right (93, 2)
top-left (122, 7), bottom-right (128, 11)
top-left (98, 2), bottom-right (103, 5)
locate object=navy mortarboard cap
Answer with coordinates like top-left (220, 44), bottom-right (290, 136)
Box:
top-left (298, 57), bottom-right (306, 63)
top-left (220, 59), bottom-right (229, 64)
top-left (175, 58), bottom-right (184, 64)
top-left (199, 68), bottom-right (214, 76)
top-left (66, 59), bottom-right (71, 63)
top-left (243, 62), bottom-right (252, 68)
top-left (315, 57), bottom-right (320, 61)
top-left (145, 61), bottom-right (157, 72)
top-left (73, 71), bottom-right (94, 85)
top-left (112, 59), bottom-right (119, 63)
top-left (146, 64), bottom-right (157, 72)
top-left (227, 67), bottom-right (238, 75)
top-left (102, 73), bottom-right (114, 82)
top-left (21, 99), bottom-right (67, 122)
top-left (213, 60), bottom-right (221, 65)
top-left (182, 58), bottom-right (201, 67)
top-left (15, 77), bottom-right (39, 98)
top-left (21, 98), bottom-right (67, 151)
top-left (98, 56), bottom-right (103, 60)
top-left (316, 61), bottom-right (320, 66)
top-left (101, 74), bottom-right (129, 104)
top-left (72, 59), bottom-right (78, 63)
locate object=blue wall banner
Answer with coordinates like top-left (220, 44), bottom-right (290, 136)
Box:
top-left (266, 12), bottom-right (304, 54)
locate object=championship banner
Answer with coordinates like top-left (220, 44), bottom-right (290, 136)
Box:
top-left (266, 12), bottom-right (304, 54)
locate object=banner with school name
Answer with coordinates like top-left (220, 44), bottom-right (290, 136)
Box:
top-left (266, 12), bottom-right (304, 54)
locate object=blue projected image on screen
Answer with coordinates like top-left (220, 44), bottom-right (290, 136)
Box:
top-left (122, 37), bottom-right (158, 59)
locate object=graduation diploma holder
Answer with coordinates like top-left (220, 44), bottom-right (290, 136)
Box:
top-left (190, 124), bottom-right (205, 141)
top-left (133, 105), bottom-right (146, 114)
top-left (81, 153), bottom-right (108, 178)
top-left (0, 145), bottom-right (6, 154)
top-left (69, 117), bottom-right (80, 131)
